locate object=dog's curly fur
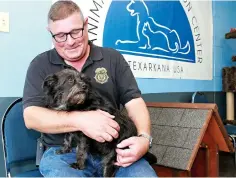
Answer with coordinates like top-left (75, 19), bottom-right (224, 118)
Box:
top-left (42, 69), bottom-right (137, 177)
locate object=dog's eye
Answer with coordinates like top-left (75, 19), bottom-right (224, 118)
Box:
top-left (68, 77), bottom-right (74, 84)
top-left (57, 93), bottom-right (63, 99)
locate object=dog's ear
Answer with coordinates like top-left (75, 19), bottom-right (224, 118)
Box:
top-left (80, 73), bottom-right (91, 84)
top-left (42, 74), bottom-right (58, 94)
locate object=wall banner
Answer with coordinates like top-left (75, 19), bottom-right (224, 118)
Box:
top-left (53, 0), bottom-right (213, 80)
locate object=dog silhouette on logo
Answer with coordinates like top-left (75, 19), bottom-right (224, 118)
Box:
top-left (115, 0), bottom-right (190, 54)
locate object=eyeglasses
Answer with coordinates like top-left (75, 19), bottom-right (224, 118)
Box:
top-left (50, 27), bottom-right (84, 43)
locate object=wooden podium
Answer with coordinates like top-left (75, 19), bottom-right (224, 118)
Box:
top-left (146, 102), bottom-right (234, 177)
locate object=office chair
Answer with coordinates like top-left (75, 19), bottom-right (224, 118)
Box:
top-left (191, 92), bottom-right (208, 103)
top-left (1, 98), bottom-right (42, 177)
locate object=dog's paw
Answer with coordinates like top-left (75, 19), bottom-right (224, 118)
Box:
top-left (70, 163), bottom-right (79, 169)
top-left (70, 163), bottom-right (85, 170)
top-left (103, 165), bottom-right (117, 177)
top-left (104, 170), bottom-right (116, 177)
top-left (56, 149), bottom-right (72, 154)
top-left (55, 149), bottom-right (64, 154)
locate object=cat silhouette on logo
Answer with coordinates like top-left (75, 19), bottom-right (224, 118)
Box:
top-left (115, 0), bottom-right (190, 54)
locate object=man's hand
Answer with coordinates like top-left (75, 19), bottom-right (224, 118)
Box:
top-left (77, 109), bottom-right (120, 142)
top-left (114, 136), bottom-right (149, 167)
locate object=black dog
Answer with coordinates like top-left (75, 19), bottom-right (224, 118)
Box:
top-left (42, 69), bottom-right (138, 177)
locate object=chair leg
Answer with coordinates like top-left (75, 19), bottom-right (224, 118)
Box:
top-left (235, 152), bottom-right (236, 170)
top-left (233, 138), bottom-right (236, 174)
top-left (229, 135), bottom-right (236, 168)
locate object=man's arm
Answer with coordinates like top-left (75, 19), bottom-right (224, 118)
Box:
top-left (125, 97), bottom-right (151, 136)
top-left (24, 106), bottom-right (84, 133)
top-left (24, 106), bottom-right (119, 142)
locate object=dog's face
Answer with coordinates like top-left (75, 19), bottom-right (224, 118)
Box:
top-left (42, 69), bottom-right (91, 110)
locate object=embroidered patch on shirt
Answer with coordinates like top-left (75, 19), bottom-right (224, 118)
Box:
top-left (94, 67), bottom-right (109, 84)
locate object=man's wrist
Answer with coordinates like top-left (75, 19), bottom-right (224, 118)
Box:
top-left (138, 133), bottom-right (153, 148)
top-left (68, 111), bottom-right (88, 131)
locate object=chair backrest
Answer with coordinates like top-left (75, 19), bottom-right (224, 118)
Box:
top-left (1, 98), bottom-right (40, 175)
top-left (191, 92), bottom-right (208, 103)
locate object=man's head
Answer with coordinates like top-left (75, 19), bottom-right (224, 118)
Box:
top-left (43, 69), bottom-right (91, 110)
top-left (47, 1), bottom-right (89, 62)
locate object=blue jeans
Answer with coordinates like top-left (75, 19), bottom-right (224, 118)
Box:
top-left (39, 147), bottom-right (158, 177)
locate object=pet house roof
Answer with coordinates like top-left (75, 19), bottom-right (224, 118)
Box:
top-left (147, 102), bottom-right (233, 171)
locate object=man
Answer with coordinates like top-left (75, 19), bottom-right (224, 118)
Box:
top-left (23, 0), bottom-right (157, 177)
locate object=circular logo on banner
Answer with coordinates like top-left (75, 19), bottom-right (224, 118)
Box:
top-left (85, 0), bottom-right (212, 80)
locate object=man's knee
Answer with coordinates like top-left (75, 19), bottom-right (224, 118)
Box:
top-left (116, 158), bottom-right (158, 177)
